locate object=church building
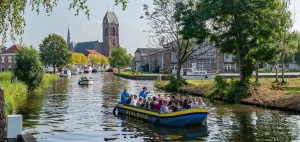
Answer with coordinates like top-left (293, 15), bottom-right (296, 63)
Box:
top-left (67, 11), bottom-right (120, 57)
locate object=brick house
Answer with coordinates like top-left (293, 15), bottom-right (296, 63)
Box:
top-left (0, 44), bottom-right (21, 72)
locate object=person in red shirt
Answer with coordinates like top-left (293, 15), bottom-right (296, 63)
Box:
top-left (154, 99), bottom-right (163, 111)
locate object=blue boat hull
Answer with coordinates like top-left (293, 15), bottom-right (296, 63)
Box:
top-left (116, 104), bottom-right (208, 127)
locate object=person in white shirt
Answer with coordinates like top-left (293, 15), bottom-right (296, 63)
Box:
top-left (130, 95), bottom-right (138, 106)
top-left (190, 98), bottom-right (198, 108)
top-left (197, 97), bottom-right (206, 108)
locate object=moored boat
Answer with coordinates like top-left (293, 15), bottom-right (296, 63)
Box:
top-left (83, 66), bottom-right (92, 73)
top-left (78, 76), bottom-right (94, 85)
top-left (114, 104), bottom-right (208, 127)
top-left (71, 68), bottom-right (79, 75)
top-left (59, 69), bottom-right (71, 77)
top-left (92, 67), bottom-right (101, 72)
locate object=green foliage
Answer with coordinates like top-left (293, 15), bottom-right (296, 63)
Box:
top-left (39, 33), bottom-right (72, 72)
top-left (210, 75), bottom-right (230, 100)
top-left (0, 0), bottom-right (128, 44)
top-left (14, 46), bottom-right (45, 91)
top-left (164, 75), bottom-right (188, 92)
top-left (210, 75), bottom-right (250, 103)
top-left (0, 72), bottom-right (57, 115)
top-left (154, 79), bottom-right (169, 90)
top-left (295, 51), bottom-right (300, 66)
top-left (109, 48), bottom-right (131, 73)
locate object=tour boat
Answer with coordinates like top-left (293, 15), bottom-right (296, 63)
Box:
top-left (179, 68), bottom-right (217, 79)
top-left (78, 76), bottom-right (94, 85)
top-left (114, 104), bottom-right (208, 127)
top-left (59, 69), bottom-right (71, 77)
top-left (83, 66), bottom-right (92, 73)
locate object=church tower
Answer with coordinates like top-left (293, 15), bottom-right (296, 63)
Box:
top-left (103, 11), bottom-right (120, 57)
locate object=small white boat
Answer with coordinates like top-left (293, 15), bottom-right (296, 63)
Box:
top-left (78, 76), bottom-right (94, 85)
top-left (59, 69), bottom-right (71, 77)
top-left (71, 68), bottom-right (80, 75)
top-left (179, 68), bottom-right (217, 79)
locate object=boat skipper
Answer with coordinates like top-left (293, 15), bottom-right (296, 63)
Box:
top-left (120, 89), bottom-right (129, 104)
top-left (139, 87), bottom-right (150, 99)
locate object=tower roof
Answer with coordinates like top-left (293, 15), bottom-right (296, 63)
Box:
top-left (103, 11), bottom-right (119, 24)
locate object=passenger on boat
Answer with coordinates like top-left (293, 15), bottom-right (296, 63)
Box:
top-left (120, 89), bottom-right (129, 104)
top-left (168, 95), bottom-right (174, 106)
top-left (153, 96), bottom-right (158, 105)
top-left (130, 95), bottom-right (138, 106)
top-left (144, 97), bottom-right (154, 109)
top-left (162, 94), bottom-right (170, 102)
top-left (160, 101), bottom-right (169, 113)
top-left (154, 100), bottom-right (163, 111)
top-left (190, 98), bottom-right (197, 108)
top-left (157, 94), bottom-right (161, 100)
top-left (197, 97), bottom-right (206, 108)
top-left (183, 95), bottom-right (192, 109)
top-left (136, 97), bottom-right (144, 107)
top-left (127, 95), bottom-right (133, 104)
top-left (139, 87), bottom-right (150, 99)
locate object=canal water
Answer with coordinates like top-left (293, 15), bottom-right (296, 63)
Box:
top-left (14, 73), bottom-right (300, 141)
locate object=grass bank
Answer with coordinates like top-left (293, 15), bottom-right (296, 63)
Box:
top-left (155, 78), bottom-right (300, 112)
top-left (0, 72), bottom-right (58, 115)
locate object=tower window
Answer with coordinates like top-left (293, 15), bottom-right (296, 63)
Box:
top-left (113, 39), bottom-right (116, 46)
top-left (112, 27), bottom-right (115, 36)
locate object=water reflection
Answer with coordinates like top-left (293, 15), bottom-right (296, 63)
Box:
top-left (14, 73), bottom-right (300, 141)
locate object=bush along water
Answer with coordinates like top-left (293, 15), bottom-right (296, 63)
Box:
top-left (210, 75), bottom-right (251, 103)
top-left (164, 75), bottom-right (188, 92)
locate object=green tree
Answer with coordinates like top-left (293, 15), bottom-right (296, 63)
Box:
top-left (0, 0), bottom-right (128, 44)
top-left (109, 48), bottom-right (131, 73)
top-left (79, 53), bottom-right (88, 65)
top-left (39, 33), bottom-right (72, 73)
top-left (14, 46), bottom-right (44, 91)
top-left (142, 0), bottom-right (212, 81)
top-left (176, 0), bottom-right (291, 102)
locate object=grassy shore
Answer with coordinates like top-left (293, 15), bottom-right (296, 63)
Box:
top-left (155, 78), bottom-right (300, 111)
top-left (0, 72), bottom-right (58, 114)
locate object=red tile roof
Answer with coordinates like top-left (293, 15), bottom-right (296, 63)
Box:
top-left (4, 44), bottom-right (21, 53)
top-left (86, 49), bottom-right (106, 57)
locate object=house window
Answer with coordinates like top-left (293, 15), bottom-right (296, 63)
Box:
top-left (224, 64), bottom-right (235, 73)
top-left (8, 66), bottom-right (11, 71)
top-left (1, 56), bottom-right (4, 63)
top-left (1, 66), bottom-right (4, 72)
top-left (170, 64), bottom-right (177, 70)
top-left (112, 27), bottom-right (115, 36)
top-left (8, 56), bottom-right (12, 63)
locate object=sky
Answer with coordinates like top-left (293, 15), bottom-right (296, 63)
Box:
top-left (2, 0), bottom-right (300, 55)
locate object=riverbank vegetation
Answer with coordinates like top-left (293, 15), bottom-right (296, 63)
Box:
top-left (155, 77), bottom-right (300, 111)
top-left (0, 72), bottom-right (58, 115)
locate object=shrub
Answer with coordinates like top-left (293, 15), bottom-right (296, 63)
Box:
top-left (154, 79), bottom-right (169, 90)
top-left (210, 75), bottom-right (230, 100)
top-left (14, 46), bottom-right (45, 91)
top-left (164, 75), bottom-right (188, 92)
top-left (226, 80), bottom-right (250, 103)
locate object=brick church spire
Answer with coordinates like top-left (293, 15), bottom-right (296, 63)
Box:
top-left (102, 11), bottom-right (119, 57)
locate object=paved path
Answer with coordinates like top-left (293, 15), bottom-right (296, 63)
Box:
top-left (220, 72), bottom-right (300, 77)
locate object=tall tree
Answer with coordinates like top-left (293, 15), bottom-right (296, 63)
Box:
top-left (39, 33), bottom-right (72, 73)
top-left (88, 54), bottom-right (101, 67)
top-left (0, 0), bottom-right (128, 44)
top-left (109, 48), bottom-right (131, 73)
top-left (14, 46), bottom-right (45, 91)
top-left (100, 55), bottom-right (109, 66)
top-left (177, 0), bottom-right (291, 102)
top-left (142, 0), bottom-right (213, 80)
